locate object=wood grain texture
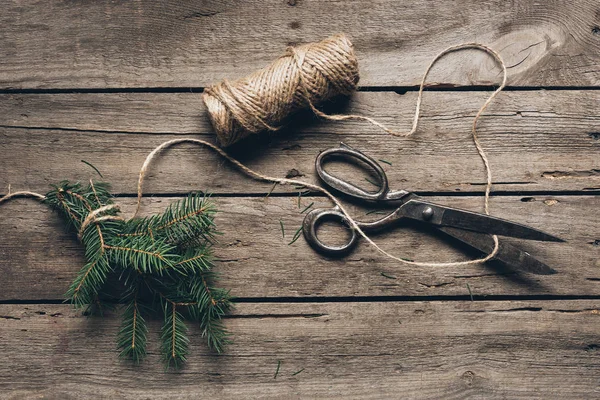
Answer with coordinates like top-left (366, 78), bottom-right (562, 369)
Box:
top-left (1, 0), bottom-right (600, 89)
top-left (2, 2), bottom-right (599, 397)
top-left (1, 195), bottom-right (597, 300)
top-left (1, 301), bottom-right (599, 399)
top-left (1, 91), bottom-right (599, 194)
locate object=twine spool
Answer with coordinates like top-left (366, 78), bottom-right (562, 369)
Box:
top-left (202, 34), bottom-right (359, 146)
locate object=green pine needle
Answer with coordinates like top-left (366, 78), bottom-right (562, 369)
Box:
top-left (265, 182), bottom-right (278, 198)
top-left (288, 227), bottom-right (302, 245)
top-left (300, 202), bottom-right (314, 214)
top-left (364, 177), bottom-right (379, 186)
top-left (380, 272), bottom-right (397, 280)
top-left (274, 360), bottom-right (282, 379)
top-left (81, 159), bottom-right (104, 177)
top-left (467, 283), bottom-right (474, 301)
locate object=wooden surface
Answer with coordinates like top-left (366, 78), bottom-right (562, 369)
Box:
top-left (1, 0), bottom-right (600, 88)
top-left (0, 1), bottom-right (599, 398)
top-left (1, 301), bottom-right (600, 399)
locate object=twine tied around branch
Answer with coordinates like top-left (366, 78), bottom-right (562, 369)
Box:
top-left (1, 39), bottom-right (507, 268)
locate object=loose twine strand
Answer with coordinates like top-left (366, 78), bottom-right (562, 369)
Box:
top-left (0, 185), bottom-right (46, 203)
top-left (1, 42), bottom-right (506, 267)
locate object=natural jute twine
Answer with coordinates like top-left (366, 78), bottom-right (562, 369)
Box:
top-left (203, 34), bottom-right (359, 147)
top-left (1, 41), bottom-right (507, 268)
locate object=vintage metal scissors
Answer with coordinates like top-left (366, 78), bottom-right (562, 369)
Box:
top-left (302, 143), bottom-right (564, 275)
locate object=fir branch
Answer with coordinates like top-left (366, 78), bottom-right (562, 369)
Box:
top-left (166, 247), bottom-right (213, 275)
top-left (45, 181), bottom-right (116, 232)
top-left (105, 235), bottom-right (177, 274)
top-left (123, 193), bottom-right (217, 248)
top-left (45, 180), bottom-right (230, 368)
top-left (155, 193), bottom-right (214, 230)
top-left (200, 305), bottom-right (231, 354)
top-left (65, 256), bottom-right (112, 308)
top-left (187, 276), bottom-right (232, 353)
top-left (118, 286), bottom-right (148, 363)
top-left (161, 302), bottom-right (189, 369)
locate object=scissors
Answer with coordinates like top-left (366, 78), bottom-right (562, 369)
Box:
top-left (302, 143), bottom-right (565, 275)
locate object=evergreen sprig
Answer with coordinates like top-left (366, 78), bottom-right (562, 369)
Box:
top-left (44, 181), bottom-right (232, 368)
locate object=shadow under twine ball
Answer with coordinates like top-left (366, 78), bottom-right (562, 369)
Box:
top-left (202, 34), bottom-right (360, 147)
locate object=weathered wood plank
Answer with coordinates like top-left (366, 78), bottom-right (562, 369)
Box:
top-left (1, 0), bottom-right (600, 89)
top-left (1, 91), bottom-right (599, 194)
top-left (0, 301), bottom-right (598, 399)
top-left (1, 195), bottom-right (597, 300)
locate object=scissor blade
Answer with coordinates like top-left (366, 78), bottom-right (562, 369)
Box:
top-left (437, 226), bottom-right (557, 275)
top-left (439, 207), bottom-right (564, 242)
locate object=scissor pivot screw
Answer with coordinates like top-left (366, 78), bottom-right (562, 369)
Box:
top-left (422, 207), bottom-right (434, 220)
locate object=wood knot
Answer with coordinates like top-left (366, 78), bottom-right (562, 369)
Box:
top-left (461, 370), bottom-right (476, 385)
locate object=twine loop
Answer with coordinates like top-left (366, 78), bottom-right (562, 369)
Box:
top-left (77, 204), bottom-right (124, 241)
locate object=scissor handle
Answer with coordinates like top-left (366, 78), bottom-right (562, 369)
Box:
top-left (316, 143), bottom-right (390, 201)
top-left (302, 207), bottom-right (359, 256)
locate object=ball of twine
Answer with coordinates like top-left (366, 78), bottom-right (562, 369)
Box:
top-left (202, 34), bottom-right (359, 147)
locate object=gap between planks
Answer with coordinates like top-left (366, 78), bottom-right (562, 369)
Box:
top-left (3, 294), bottom-right (600, 306)
top-left (2, 86), bottom-right (600, 95)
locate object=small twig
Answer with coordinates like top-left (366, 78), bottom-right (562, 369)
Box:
top-left (300, 202), bottom-right (314, 214)
top-left (280, 220), bottom-right (285, 238)
top-left (288, 227), bottom-right (302, 245)
top-left (292, 368), bottom-right (305, 376)
top-left (378, 159), bottom-right (392, 166)
top-left (81, 160), bottom-right (103, 178)
top-left (297, 191), bottom-right (302, 208)
top-left (274, 360), bottom-right (281, 379)
top-left (380, 272), bottom-right (397, 280)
